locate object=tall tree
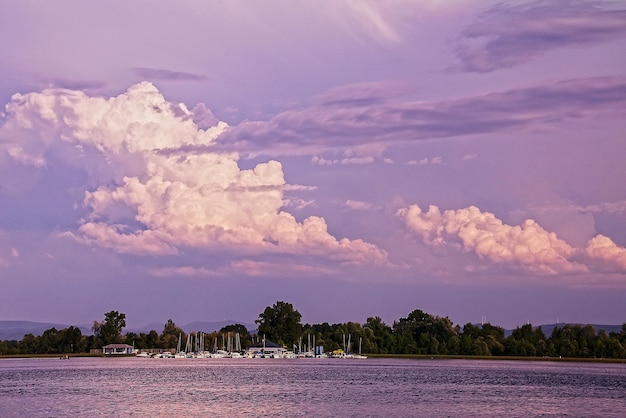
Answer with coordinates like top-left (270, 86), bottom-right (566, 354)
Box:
top-left (393, 309), bottom-right (460, 355)
top-left (363, 316), bottom-right (393, 354)
top-left (256, 301), bottom-right (302, 347)
top-left (93, 310), bottom-right (127, 345)
top-left (58, 326), bottom-right (82, 353)
top-left (161, 319), bottom-right (185, 349)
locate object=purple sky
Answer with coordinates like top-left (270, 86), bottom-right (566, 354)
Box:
top-left (1, 0), bottom-right (625, 330)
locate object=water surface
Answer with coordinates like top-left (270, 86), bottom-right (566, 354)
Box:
top-left (1, 357), bottom-right (624, 417)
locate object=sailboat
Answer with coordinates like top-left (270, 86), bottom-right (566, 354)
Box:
top-left (353, 337), bottom-right (367, 359)
top-left (175, 333), bottom-right (186, 358)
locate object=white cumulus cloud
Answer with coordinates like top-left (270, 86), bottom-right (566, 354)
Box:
top-left (397, 204), bottom-right (587, 274)
top-left (0, 83), bottom-right (387, 265)
top-left (585, 235), bottom-right (626, 272)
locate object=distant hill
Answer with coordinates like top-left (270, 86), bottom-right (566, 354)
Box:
top-left (0, 320), bottom-right (256, 341)
top-left (467, 322), bottom-right (623, 338)
top-left (182, 320), bottom-right (256, 334)
top-left (0, 321), bottom-right (91, 341)
top-left (532, 323), bottom-right (624, 337)
top-left (125, 322), bottom-right (165, 334)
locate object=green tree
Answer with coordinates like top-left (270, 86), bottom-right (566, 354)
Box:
top-left (93, 310), bottom-right (127, 345)
top-left (256, 301), bottom-right (302, 347)
top-left (40, 328), bottom-right (60, 354)
top-left (161, 319), bottom-right (185, 349)
top-left (304, 322), bottom-right (334, 352)
top-left (460, 323), bottom-right (477, 355)
top-left (506, 324), bottom-right (546, 356)
top-left (550, 325), bottom-right (580, 357)
top-left (460, 322), bottom-right (504, 356)
top-left (18, 333), bottom-right (39, 354)
top-left (219, 324), bottom-right (252, 349)
top-left (393, 309), bottom-right (460, 355)
top-left (146, 330), bottom-right (161, 348)
top-left (124, 332), bottom-right (145, 349)
top-left (363, 316), bottom-right (393, 354)
top-left (57, 326), bottom-right (82, 353)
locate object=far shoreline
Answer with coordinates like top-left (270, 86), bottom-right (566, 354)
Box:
top-left (1, 353), bottom-right (625, 364)
top-left (367, 353), bottom-right (626, 364)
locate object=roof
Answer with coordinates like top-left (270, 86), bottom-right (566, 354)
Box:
top-left (103, 344), bottom-right (134, 349)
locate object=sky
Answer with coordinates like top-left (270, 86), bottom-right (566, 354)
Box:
top-left (1, 0), bottom-right (625, 331)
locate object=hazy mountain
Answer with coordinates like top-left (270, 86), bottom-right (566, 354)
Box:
top-left (125, 322), bottom-right (165, 334)
top-left (0, 321), bottom-right (91, 341)
top-left (462, 322), bottom-right (624, 338)
top-left (0, 320), bottom-right (256, 341)
top-left (530, 323), bottom-right (624, 337)
top-left (182, 320), bottom-right (256, 333)
top-left (127, 320), bottom-right (255, 334)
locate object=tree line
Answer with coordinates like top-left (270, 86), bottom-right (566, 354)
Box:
top-left (1, 303), bottom-right (625, 359)
top-left (0, 312), bottom-right (254, 356)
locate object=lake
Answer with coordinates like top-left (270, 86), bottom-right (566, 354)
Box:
top-left (1, 357), bottom-right (624, 417)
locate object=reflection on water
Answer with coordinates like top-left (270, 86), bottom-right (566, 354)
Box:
top-left (1, 357), bottom-right (625, 417)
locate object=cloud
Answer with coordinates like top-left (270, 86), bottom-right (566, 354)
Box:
top-left (310, 143), bottom-right (387, 165)
top-left (329, 0), bottom-right (461, 46)
top-left (0, 246), bottom-right (19, 268)
top-left (283, 184), bottom-right (318, 192)
top-left (529, 199), bottom-right (626, 215)
top-left (408, 157), bottom-right (443, 166)
top-left (399, 203), bottom-right (626, 276)
top-left (218, 75), bottom-right (626, 157)
top-left (585, 235), bottom-right (626, 271)
top-left (455, 0), bottom-right (626, 72)
top-left (509, 199), bottom-right (626, 248)
top-left (229, 259), bottom-right (335, 277)
top-left (0, 82), bottom-right (387, 266)
top-left (189, 103), bottom-right (219, 129)
top-left (312, 155), bottom-right (375, 166)
top-left (313, 80), bottom-right (413, 107)
top-left (329, 2), bottom-right (404, 45)
top-left (36, 78), bottom-right (107, 91)
top-left (462, 153), bottom-right (477, 161)
top-left (148, 259), bottom-right (336, 278)
top-left (343, 200), bottom-right (375, 211)
top-left (283, 198), bottom-right (316, 211)
top-left (397, 203), bottom-right (590, 275)
top-left (282, 184), bottom-right (317, 211)
top-left (148, 266), bottom-right (221, 278)
top-left (132, 67), bottom-right (210, 82)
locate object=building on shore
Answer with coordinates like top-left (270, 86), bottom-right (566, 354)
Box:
top-left (102, 344), bottom-right (134, 355)
top-left (245, 339), bottom-right (286, 358)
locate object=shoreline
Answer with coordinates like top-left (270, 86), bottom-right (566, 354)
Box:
top-left (367, 353), bottom-right (626, 364)
top-left (1, 353), bottom-right (625, 364)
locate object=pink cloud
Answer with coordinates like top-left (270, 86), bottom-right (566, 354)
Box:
top-left (1, 83), bottom-right (387, 266)
top-left (585, 235), bottom-right (626, 272)
top-left (398, 203), bottom-right (593, 275)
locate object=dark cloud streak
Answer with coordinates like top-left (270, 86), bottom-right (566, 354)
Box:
top-left (217, 75), bottom-right (626, 156)
top-left (132, 67), bottom-right (210, 82)
top-left (455, 0), bottom-right (626, 73)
